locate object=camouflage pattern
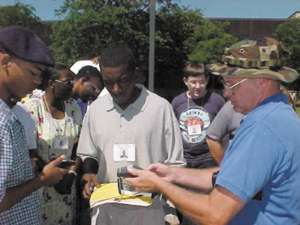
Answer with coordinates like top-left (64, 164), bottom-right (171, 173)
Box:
top-left (208, 37), bottom-right (299, 83)
top-left (207, 63), bottom-right (238, 76)
top-left (222, 37), bottom-right (282, 69)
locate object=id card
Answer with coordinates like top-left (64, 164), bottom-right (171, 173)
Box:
top-left (113, 144), bottom-right (135, 162)
top-left (187, 118), bottom-right (202, 136)
top-left (53, 136), bottom-right (69, 150)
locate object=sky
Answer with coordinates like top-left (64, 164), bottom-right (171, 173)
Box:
top-left (1, 0), bottom-right (300, 20)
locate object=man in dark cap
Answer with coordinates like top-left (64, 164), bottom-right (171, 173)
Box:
top-left (125, 37), bottom-right (300, 225)
top-left (0, 26), bottom-right (68, 224)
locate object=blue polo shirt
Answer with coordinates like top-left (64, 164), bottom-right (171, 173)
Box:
top-left (216, 93), bottom-right (300, 225)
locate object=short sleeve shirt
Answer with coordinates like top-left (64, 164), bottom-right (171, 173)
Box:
top-left (171, 91), bottom-right (225, 166)
top-left (217, 94), bottom-right (300, 225)
top-left (12, 104), bottom-right (37, 150)
top-left (0, 99), bottom-right (41, 225)
top-left (77, 85), bottom-right (184, 182)
top-left (23, 96), bottom-right (82, 161)
top-left (206, 101), bottom-right (244, 147)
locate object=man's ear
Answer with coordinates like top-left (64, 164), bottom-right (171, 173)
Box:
top-left (183, 77), bottom-right (188, 86)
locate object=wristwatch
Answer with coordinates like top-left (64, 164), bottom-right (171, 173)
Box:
top-left (212, 171), bottom-right (219, 186)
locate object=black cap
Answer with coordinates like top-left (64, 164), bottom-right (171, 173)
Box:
top-left (0, 26), bottom-right (54, 67)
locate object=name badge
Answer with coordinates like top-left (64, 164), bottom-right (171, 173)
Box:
top-left (113, 144), bottom-right (136, 162)
top-left (187, 118), bottom-right (202, 136)
top-left (53, 136), bottom-right (69, 150)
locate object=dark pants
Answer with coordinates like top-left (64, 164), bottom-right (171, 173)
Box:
top-left (76, 177), bottom-right (91, 225)
top-left (186, 152), bottom-right (217, 169)
top-left (78, 198), bottom-right (91, 225)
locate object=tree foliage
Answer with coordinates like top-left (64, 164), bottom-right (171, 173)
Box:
top-left (52, 0), bottom-right (184, 65)
top-left (275, 18), bottom-right (300, 70)
top-left (56, 0), bottom-right (173, 15)
top-left (187, 21), bottom-right (237, 64)
top-left (0, 1), bottom-right (236, 96)
top-left (0, 3), bottom-right (50, 43)
top-left (274, 18), bottom-right (300, 90)
top-left (51, 0), bottom-right (236, 95)
top-left (0, 3), bottom-right (41, 27)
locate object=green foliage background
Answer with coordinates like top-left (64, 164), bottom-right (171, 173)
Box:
top-left (0, 1), bottom-right (237, 96)
top-left (50, 0), bottom-right (237, 93)
top-left (275, 18), bottom-right (300, 91)
top-left (275, 18), bottom-right (300, 70)
top-left (0, 3), bottom-right (40, 27)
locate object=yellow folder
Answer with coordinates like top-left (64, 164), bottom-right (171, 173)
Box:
top-left (90, 183), bottom-right (152, 208)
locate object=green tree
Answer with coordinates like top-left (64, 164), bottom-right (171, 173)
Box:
top-left (275, 18), bottom-right (300, 70)
top-left (51, 0), bottom-right (236, 97)
top-left (153, 6), bottom-right (205, 89)
top-left (275, 18), bottom-right (300, 90)
top-left (0, 3), bottom-right (41, 27)
top-left (0, 3), bottom-right (49, 43)
top-left (52, 1), bottom-right (183, 64)
top-left (187, 20), bottom-right (237, 64)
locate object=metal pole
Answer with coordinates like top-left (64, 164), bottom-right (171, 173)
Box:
top-left (148, 0), bottom-right (156, 92)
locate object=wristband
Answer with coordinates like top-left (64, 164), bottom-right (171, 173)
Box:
top-left (82, 157), bottom-right (99, 174)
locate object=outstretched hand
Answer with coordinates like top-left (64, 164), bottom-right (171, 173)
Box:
top-left (125, 168), bottom-right (161, 192)
top-left (147, 163), bottom-right (175, 183)
top-left (125, 163), bottom-right (175, 192)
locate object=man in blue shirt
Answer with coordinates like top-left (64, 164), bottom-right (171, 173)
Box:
top-left (126, 37), bottom-right (300, 225)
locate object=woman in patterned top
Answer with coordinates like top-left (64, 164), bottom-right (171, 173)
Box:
top-left (23, 64), bottom-right (82, 225)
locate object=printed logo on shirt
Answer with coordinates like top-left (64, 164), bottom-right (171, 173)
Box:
top-left (179, 106), bottom-right (210, 144)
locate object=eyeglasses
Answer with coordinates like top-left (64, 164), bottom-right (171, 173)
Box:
top-left (224, 78), bottom-right (248, 91)
top-left (54, 79), bottom-right (74, 86)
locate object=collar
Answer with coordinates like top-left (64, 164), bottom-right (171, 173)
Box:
top-left (241, 92), bottom-right (289, 125)
top-left (0, 98), bottom-right (10, 111)
top-left (104, 84), bottom-right (148, 112)
top-left (0, 98), bottom-right (17, 120)
top-left (258, 92), bottom-right (288, 107)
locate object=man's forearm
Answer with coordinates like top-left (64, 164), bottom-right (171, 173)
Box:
top-left (172, 167), bottom-right (219, 192)
top-left (155, 178), bottom-right (218, 225)
top-left (154, 178), bottom-right (243, 225)
top-left (206, 138), bottom-right (225, 164)
top-left (127, 167), bottom-right (242, 225)
top-left (0, 176), bottom-right (44, 213)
